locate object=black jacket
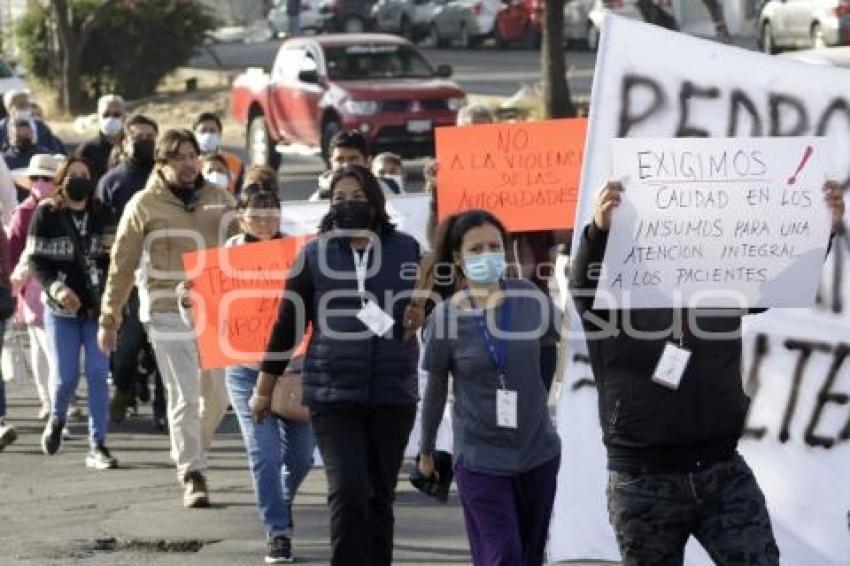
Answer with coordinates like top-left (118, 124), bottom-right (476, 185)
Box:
top-left (0, 119), bottom-right (65, 155)
top-left (28, 201), bottom-right (116, 319)
top-left (569, 221), bottom-right (751, 473)
top-left (95, 159), bottom-right (153, 221)
top-left (261, 229), bottom-right (421, 406)
top-left (77, 133), bottom-right (116, 182)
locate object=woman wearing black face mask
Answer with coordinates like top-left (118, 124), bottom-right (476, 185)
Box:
top-left (257, 164), bottom-right (422, 566)
top-left (27, 157), bottom-right (119, 469)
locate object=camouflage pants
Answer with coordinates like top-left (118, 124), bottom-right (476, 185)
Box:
top-left (607, 454), bottom-right (780, 566)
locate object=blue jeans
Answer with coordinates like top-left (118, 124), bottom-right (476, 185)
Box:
top-left (225, 365), bottom-right (315, 535)
top-left (44, 310), bottom-right (109, 446)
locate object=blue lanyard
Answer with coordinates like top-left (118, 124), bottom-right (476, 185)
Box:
top-left (467, 284), bottom-right (510, 389)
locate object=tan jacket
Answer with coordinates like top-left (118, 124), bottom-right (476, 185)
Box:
top-left (99, 172), bottom-right (236, 328)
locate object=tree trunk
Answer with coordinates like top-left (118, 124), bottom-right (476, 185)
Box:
top-left (541, 0), bottom-right (575, 119)
top-left (62, 43), bottom-right (85, 114)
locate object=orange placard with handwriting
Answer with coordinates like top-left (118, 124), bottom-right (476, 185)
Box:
top-left (182, 237), bottom-right (312, 369)
top-left (435, 118), bottom-right (586, 232)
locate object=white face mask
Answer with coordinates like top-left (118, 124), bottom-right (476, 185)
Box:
top-left (204, 171), bottom-right (229, 190)
top-left (381, 174), bottom-right (404, 193)
top-left (197, 132), bottom-right (220, 154)
top-left (101, 116), bottom-right (123, 137)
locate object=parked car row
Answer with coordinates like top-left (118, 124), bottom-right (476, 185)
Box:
top-left (267, 0), bottom-right (645, 51)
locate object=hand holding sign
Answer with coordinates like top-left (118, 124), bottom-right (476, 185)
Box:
top-left (593, 181), bottom-right (624, 231)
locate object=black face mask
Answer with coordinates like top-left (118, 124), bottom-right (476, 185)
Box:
top-left (332, 200), bottom-right (373, 230)
top-left (131, 139), bottom-right (155, 165)
top-left (15, 138), bottom-right (33, 152)
top-left (65, 176), bottom-right (94, 202)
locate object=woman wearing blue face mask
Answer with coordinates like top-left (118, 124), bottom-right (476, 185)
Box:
top-left (417, 209), bottom-right (561, 566)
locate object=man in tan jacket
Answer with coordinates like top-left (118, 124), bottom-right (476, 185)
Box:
top-left (98, 129), bottom-right (236, 508)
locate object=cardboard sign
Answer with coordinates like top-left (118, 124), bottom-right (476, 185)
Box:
top-left (435, 119), bottom-right (586, 232)
top-left (280, 194), bottom-right (432, 250)
top-left (182, 237), bottom-right (309, 369)
top-left (595, 137), bottom-right (833, 309)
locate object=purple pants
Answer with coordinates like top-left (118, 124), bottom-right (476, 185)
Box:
top-left (455, 456), bottom-right (560, 566)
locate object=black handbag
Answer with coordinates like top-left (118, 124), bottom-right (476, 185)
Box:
top-left (0, 285), bottom-right (17, 320)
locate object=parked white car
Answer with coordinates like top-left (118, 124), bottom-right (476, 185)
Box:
top-left (428, 0), bottom-right (501, 48)
top-left (268, 0), bottom-right (323, 35)
top-left (372, 0), bottom-right (438, 40)
top-left (564, 0), bottom-right (642, 51)
top-left (758, 0), bottom-right (850, 54)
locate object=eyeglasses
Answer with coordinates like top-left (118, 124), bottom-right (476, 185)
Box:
top-left (30, 176), bottom-right (52, 182)
top-left (102, 112), bottom-right (122, 119)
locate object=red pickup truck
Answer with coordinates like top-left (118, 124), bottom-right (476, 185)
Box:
top-left (231, 33), bottom-right (467, 170)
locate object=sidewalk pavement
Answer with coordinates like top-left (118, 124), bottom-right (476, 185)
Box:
top-left (0, 376), bottom-right (616, 566)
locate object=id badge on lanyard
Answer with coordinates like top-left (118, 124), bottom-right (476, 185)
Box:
top-left (652, 310), bottom-right (691, 390)
top-left (352, 245), bottom-right (395, 337)
top-left (469, 287), bottom-right (517, 429)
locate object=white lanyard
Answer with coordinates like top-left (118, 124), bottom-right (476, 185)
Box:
top-left (352, 244), bottom-right (372, 306)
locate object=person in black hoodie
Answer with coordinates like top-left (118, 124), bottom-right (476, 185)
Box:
top-left (569, 180), bottom-right (845, 566)
top-left (95, 114), bottom-right (158, 220)
top-left (256, 165), bottom-right (421, 566)
top-left (28, 157), bottom-right (118, 470)
top-left (94, 113), bottom-right (164, 428)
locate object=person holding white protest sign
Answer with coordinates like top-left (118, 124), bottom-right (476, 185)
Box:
top-left (418, 209), bottom-right (561, 566)
top-left (568, 179), bottom-right (845, 566)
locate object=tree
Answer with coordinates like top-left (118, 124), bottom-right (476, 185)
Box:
top-left (16, 0), bottom-right (215, 112)
top-left (50, 0), bottom-right (121, 114)
top-left (541, 0), bottom-right (575, 119)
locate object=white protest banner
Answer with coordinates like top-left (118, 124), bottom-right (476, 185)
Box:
top-left (550, 14), bottom-right (850, 566)
top-left (280, 194), bottom-right (431, 250)
top-left (595, 137), bottom-right (834, 309)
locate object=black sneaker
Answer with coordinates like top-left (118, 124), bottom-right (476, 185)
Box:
top-left (86, 445), bottom-right (118, 470)
top-left (109, 389), bottom-right (134, 423)
top-left (265, 534), bottom-right (294, 564)
top-left (41, 418), bottom-right (64, 455)
top-left (0, 425), bottom-right (17, 451)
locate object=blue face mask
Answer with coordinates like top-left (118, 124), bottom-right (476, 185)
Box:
top-left (462, 251), bottom-right (506, 285)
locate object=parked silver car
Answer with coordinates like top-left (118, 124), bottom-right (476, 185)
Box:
top-left (564, 0), bottom-right (642, 51)
top-left (372, 0), bottom-right (438, 40)
top-left (758, 0), bottom-right (850, 54)
top-left (428, 0), bottom-right (501, 48)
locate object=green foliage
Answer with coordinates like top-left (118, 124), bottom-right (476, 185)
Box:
top-left (15, 0), bottom-right (216, 108)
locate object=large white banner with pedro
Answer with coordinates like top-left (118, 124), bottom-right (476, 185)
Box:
top-left (549, 15), bottom-right (850, 565)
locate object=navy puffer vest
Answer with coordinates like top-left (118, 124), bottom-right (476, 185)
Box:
top-left (302, 230), bottom-right (420, 406)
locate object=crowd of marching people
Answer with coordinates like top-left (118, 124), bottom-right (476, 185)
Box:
top-left (0, 87), bottom-right (844, 566)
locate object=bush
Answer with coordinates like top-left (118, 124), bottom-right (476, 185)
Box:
top-left (15, 0), bottom-right (216, 110)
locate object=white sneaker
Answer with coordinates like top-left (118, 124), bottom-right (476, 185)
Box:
top-left (85, 445), bottom-right (118, 470)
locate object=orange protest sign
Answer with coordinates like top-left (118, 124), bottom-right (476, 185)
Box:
top-left (182, 237), bottom-right (311, 370)
top-left (435, 118), bottom-right (587, 232)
